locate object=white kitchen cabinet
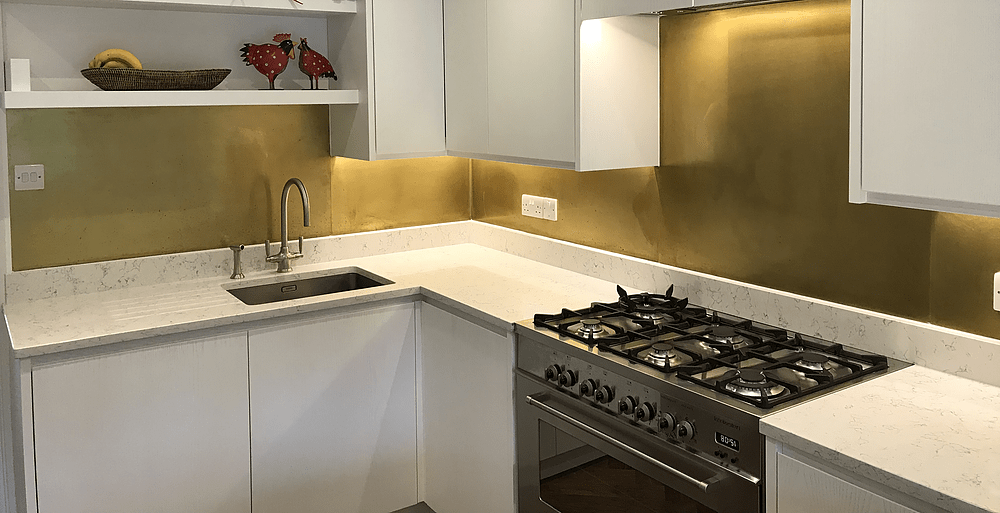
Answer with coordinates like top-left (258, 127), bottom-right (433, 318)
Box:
top-left (445, 0), bottom-right (575, 166)
top-left (766, 439), bottom-right (930, 513)
top-left (329, 0), bottom-right (446, 160)
top-left (850, 0), bottom-right (1000, 217)
top-left (30, 331), bottom-right (251, 513)
top-left (487, 0), bottom-right (576, 165)
top-left (580, 0), bottom-right (690, 20)
top-left (417, 302), bottom-right (515, 513)
top-left (248, 303), bottom-right (418, 513)
top-left (444, 0), bottom-right (658, 171)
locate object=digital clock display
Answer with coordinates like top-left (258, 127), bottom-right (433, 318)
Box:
top-left (715, 432), bottom-right (740, 452)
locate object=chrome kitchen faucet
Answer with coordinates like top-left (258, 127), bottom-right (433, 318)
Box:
top-left (266, 178), bottom-right (311, 273)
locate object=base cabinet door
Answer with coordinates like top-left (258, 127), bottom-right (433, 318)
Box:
top-left (770, 441), bottom-right (921, 513)
top-left (249, 303), bottom-right (417, 513)
top-left (31, 331), bottom-right (251, 513)
top-left (419, 303), bottom-right (515, 513)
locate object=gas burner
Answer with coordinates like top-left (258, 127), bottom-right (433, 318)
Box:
top-left (615, 285), bottom-right (688, 319)
top-left (794, 352), bottom-right (829, 371)
top-left (701, 326), bottom-right (752, 349)
top-left (672, 338), bottom-right (722, 359)
top-left (792, 352), bottom-right (853, 379)
top-left (724, 369), bottom-right (788, 399)
top-left (637, 342), bottom-right (692, 368)
top-left (568, 318), bottom-right (615, 339)
top-left (633, 310), bottom-right (665, 322)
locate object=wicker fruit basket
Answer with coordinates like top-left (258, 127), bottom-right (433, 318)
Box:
top-left (81, 68), bottom-right (231, 91)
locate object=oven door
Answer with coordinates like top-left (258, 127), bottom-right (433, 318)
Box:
top-left (516, 374), bottom-right (761, 513)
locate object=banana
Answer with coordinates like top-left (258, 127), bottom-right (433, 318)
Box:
top-left (89, 49), bottom-right (142, 70)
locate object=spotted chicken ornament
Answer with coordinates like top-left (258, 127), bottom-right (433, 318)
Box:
top-left (297, 38), bottom-right (338, 90)
top-left (240, 33), bottom-right (296, 90)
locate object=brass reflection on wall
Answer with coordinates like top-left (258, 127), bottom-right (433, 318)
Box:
top-left (475, 0), bottom-right (934, 321)
top-left (7, 106), bottom-right (471, 271)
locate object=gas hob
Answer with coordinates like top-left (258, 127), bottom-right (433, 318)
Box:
top-left (523, 285), bottom-right (909, 413)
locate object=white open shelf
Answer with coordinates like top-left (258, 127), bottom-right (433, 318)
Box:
top-left (2, 88), bottom-right (360, 109)
top-left (0, 0), bottom-right (356, 17)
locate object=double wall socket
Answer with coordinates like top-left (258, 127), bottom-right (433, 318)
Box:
top-left (993, 272), bottom-right (1000, 312)
top-left (14, 164), bottom-right (44, 191)
top-left (522, 194), bottom-right (558, 221)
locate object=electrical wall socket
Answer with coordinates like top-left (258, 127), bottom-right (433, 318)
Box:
top-left (522, 194), bottom-right (557, 221)
top-left (993, 272), bottom-right (1000, 312)
top-left (14, 164), bottom-right (44, 191)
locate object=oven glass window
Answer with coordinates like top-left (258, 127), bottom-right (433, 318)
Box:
top-left (538, 421), bottom-right (720, 513)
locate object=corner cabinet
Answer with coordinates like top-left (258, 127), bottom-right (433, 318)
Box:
top-left (444, 0), bottom-right (660, 171)
top-left (0, 0), bottom-right (446, 160)
top-left (850, 0), bottom-right (1000, 218)
top-left (766, 439), bottom-right (930, 513)
top-left (28, 331), bottom-right (252, 513)
top-left (418, 302), bottom-right (515, 513)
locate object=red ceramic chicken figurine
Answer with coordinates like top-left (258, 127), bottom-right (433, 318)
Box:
top-left (297, 38), bottom-right (338, 90)
top-left (240, 33), bottom-right (296, 90)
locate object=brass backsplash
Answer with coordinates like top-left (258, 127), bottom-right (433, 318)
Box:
top-left (928, 213), bottom-right (1000, 337)
top-left (10, 0), bottom-right (1000, 340)
top-left (7, 106), bottom-right (470, 270)
top-left (331, 156), bottom-right (471, 235)
top-left (474, 0), bottom-right (936, 322)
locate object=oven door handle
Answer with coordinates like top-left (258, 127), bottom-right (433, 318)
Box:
top-left (526, 393), bottom-right (727, 493)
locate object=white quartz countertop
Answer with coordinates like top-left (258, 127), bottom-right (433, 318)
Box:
top-left (761, 365), bottom-right (1000, 513)
top-left (3, 244), bottom-right (623, 358)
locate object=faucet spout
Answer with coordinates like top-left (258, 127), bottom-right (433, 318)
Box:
top-left (267, 178), bottom-right (311, 273)
top-left (280, 177), bottom-right (311, 246)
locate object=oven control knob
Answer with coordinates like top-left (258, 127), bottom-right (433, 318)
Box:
top-left (544, 365), bottom-right (562, 382)
top-left (618, 396), bottom-right (637, 415)
top-left (579, 379), bottom-right (597, 397)
top-left (558, 369), bottom-right (578, 388)
top-left (635, 402), bottom-right (655, 422)
top-left (595, 385), bottom-right (615, 404)
top-left (659, 413), bottom-right (676, 433)
top-left (675, 420), bottom-right (695, 442)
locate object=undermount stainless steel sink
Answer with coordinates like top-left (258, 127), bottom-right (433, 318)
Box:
top-left (227, 269), bottom-right (393, 305)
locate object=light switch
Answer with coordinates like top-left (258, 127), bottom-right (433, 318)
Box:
top-left (14, 164), bottom-right (44, 191)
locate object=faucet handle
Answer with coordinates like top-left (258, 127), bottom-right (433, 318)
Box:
top-left (296, 236), bottom-right (305, 256)
top-left (229, 244), bottom-right (245, 280)
top-left (264, 240), bottom-right (278, 262)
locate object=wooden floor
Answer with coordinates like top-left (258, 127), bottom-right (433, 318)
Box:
top-left (391, 502), bottom-right (436, 513)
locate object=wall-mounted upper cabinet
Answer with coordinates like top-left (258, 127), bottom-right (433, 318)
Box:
top-left (850, 0), bottom-right (1000, 218)
top-left (445, 0), bottom-right (659, 172)
top-left (329, 0), bottom-right (446, 161)
top-left (580, 0), bottom-right (690, 20)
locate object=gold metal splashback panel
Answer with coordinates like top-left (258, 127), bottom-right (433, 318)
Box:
top-left (8, 106), bottom-right (470, 270)
top-left (475, 0), bottom-right (934, 321)
top-left (330, 156), bottom-right (471, 234)
top-left (929, 213), bottom-right (1000, 339)
top-left (472, 159), bottom-right (660, 261)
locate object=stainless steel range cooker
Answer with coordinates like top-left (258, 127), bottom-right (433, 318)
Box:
top-left (514, 286), bottom-right (909, 513)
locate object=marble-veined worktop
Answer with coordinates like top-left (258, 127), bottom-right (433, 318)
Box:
top-left (5, 221), bottom-right (1000, 513)
top-left (761, 365), bottom-right (1000, 513)
top-left (2, 243), bottom-right (624, 358)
